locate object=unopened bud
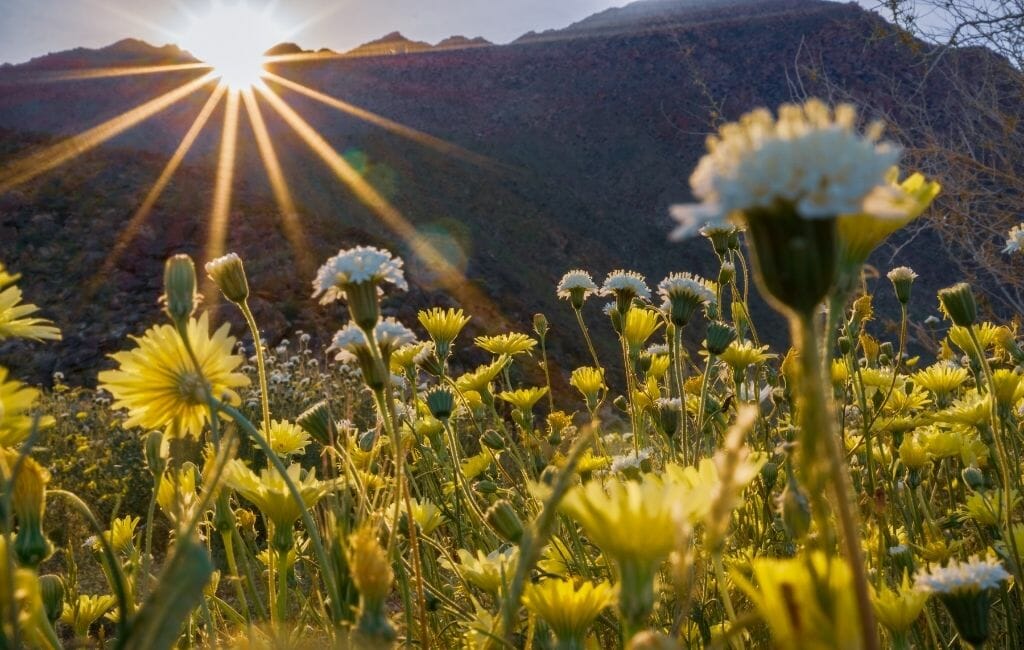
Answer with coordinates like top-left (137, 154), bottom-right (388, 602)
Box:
top-left (485, 500), bottom-right (524, 543)
top-left (163, 254), bottom-right (196, 327)
top-left (938, 282), bottom-right (978, 327)
top-left (205, 252), bottom-right (250, 304)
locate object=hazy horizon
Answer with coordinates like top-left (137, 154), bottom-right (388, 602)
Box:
top-left (0, 0), bottom-right (643, 65)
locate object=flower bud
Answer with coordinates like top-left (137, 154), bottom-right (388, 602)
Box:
top-left (205, 252), bottom-right (250, 304)
top-left (760, 461), bottom-right (779, 492)
top-left (533, 313), bottom-right (549, 338)
top-left (474, 480), bottom-right (498, 495)
top-left (938, 282), bottom-right (978, 328)
top-left (145, 430), bottom-right (166, 479)
top-left (163, 254), bottom-right (196, 328)
top-left (613, 395), bottom-right (629, 412)
top-left (486, 500), bottom-right (524, 543)
top-left (39, 574), bottom-right (64, 623)
top-left (779, 477), bottom-right (812, 540)
top-left (887, 266), bottom-right (917, 305)
top-left (705, 321), bottom-right (737, 355)
top-left (297, 401), bottom-right (333, 447)
top-left (426, 387), bottom-right (455, 421)
top-left (718, 262), bottom-right (735, 285)
top-left (480, 429), bottom-right (505, 450)
top-left (838, 336), bottom-right (852, 355)
top-left (962, 466), bottom-right (986, 491)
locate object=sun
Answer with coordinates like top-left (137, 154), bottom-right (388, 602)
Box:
top-left (182, 1), bottom-right (283, 89)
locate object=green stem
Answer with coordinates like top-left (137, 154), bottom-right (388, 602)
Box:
top-left (791, 313), bottom-right (879, 650)
top-left (240, 301), bottom-right (273, 441)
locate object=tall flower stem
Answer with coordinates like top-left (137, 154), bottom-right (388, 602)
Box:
top-left (239, 301), bottom-right (272, 441)
top-left (575, 308), bottom-right (602, 370)
top-left (670, 324), bottom-right (689, 463)
top-left (791, 313), bottom-right (878, 650)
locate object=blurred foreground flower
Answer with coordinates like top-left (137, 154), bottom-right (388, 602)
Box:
top-left (0, 262), bottom-right (61, 342)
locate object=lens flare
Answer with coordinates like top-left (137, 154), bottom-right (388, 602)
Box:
top-left (182, 1), bottom-right (282, 89)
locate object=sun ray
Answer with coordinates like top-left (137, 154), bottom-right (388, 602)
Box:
top-left (263, 71), bottom-right (506, 172)
top-left (0, 73), bottom-right (216, 194)
top-left (92, 84), bottom-right (228, 291)
top-left (240, 87), bottom-right (315, 277)
top-left (255, 85), bottom-right (508, 326)
top-left (6, 62), bottom-right (213, 84)
top-left (204, 88), bottom-right (242, 298)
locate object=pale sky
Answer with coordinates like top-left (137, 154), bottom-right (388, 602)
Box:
top-left (0, 0), bottom-right (638, 64)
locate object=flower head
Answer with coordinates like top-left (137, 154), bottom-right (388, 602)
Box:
top-left (312, 246), bottom-right (407, 304)
top-left (98, 314), bottom-right (250, 440)
top-left (557, 270), bottom-right (599, 309)
top-left (671, 99), bottom-right (901, 238)
top-left (871, 572), bottom-right (929, 635)
top-left (474, 332), bottom-right (536, 356)
top-left (443, 547), bottom-right (518, 594)
top-left (225, 460), bottom-right (329, 539)
top-left (204, 252), bottom-right (250, 304)
top-left (570, 366), bottom-right (606, 409)
top-left (497, 386), bottom-right (549, 412)
top-left (916, 555), bottom-right (1010, 595)
top-left (0, 367), bottom-right (54, 447)
top-left (0, 264), bottom-right (61, 342)
top-left (601, 270), bottom-right (651, 313)
top-left (523, 579), bottom-right (615, 646)
top-left (418, 307), bottom-right (470, 358)
top-left (658, 272), bottom-right (716, 326)
top-left (262, 419), bottom-right (312, 457)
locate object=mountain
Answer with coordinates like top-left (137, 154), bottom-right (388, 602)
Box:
top-left (0, 0), bottom-right (1019, 386)
top-left (434, 36), bottom-right (492, 50)
top-left (2, 38), bottom-right (195, 71)
top-left (345, 32), bottom-right (434, 57)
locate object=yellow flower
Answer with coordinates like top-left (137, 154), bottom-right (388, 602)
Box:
top-left (560, 475), bottom-right (683, 568)
top-left (497, 386), bottom-right (548, 411)
top-left (621, 308), bottom-right (662, 352)
top-left (963, 489), bottom-right (1020, 527)
top-left (921, 426), bottom-right (962, 459)
top-left (443, 547), bottom-right (518, 594)
top-left (225, 460), bottom-right (329, 532)
top-left (262, 419), bottom-right (311, 457)
top-left (719, 340), bottom-right (775, 372)
top-left (156, 463), bottom-right (200, 525)
top-left (884, 385), bottom-right (931, 415)
top-left (991, 368), bottom-right (1023, 409)
top-left (898, 435), bottom-right (931, 470)
top-left (734, 552), bottom-right (861, 650)
top-left (418, 307), bottom-right (471, 350)
top-left (98, 313), bottom-right (250, 440)
top-left (932, 393), bottom-right (990, 427)
top-left (348, 525), bottom-right (394, 605)
top-left (948, 322), bottom-right (1002, 355)
top-left (455, 357), bottom-right (509, 393)
top-left (871, 572), bottom-right (928, 634)
top-left (104, 516), bottom-right (140, 555)
top-left (391, 498), bottom-right (444, 535)
top-left (390, 341), bottom-right (432, 373)
top-left (912, 363), bottom-right (969, 399)
top-left (61, 594), bottom-right (116, 637)
top-left (461, 452), bottom-right (493, 481)
top-left (523, 579), bottom-right (615, 646)
top-left (0, 264), bottom-right (61, 342)
top-left (837, 170), bottom-right (940, 266)
top-left (645, 353), bottom-right (671, 379)
top-left (859, 367), bottom-right (894, 389)
top-left (474, 332), bottom-right (536, 356)
top-left (831, 360), bottom-right (850, 387)
top-left (0, 367), bottom-right (54, 447)
top-left (570, 366), bottom-right (606, 409)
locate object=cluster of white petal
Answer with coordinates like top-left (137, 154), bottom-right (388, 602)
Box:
top-left (556, 269), bottom-right (599, 299)
top-left (601, 270), bottom-right (651, 300)
top-left (671, 99), bottom-right (900, 239)
top-left (312, 246), bottom-right (407, 304)
top-left (658, 272), bottom-right (716, 305)
top-left (915, 555), bottom-right (1010, 594)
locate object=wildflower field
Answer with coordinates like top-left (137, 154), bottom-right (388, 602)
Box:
top-left (4, 99), bottom-right (1024, 649)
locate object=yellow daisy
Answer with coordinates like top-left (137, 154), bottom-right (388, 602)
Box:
top-left (474, 332), bottom-right (537, 356)
top-left (98, 313), bottom-right (249, 439)
top-left (0, 264), bottom-right (61, 342)
top-left (523, 579), bottom-right (615, 646)
top-left (0, 367), bottom-right (54, 447)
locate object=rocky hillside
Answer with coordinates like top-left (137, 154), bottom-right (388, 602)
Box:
top-left (0, 0), bottom-right (1019, 385)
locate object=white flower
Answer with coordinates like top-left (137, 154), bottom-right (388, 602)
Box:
top-left (602, 303), bottom-right (617, 317)
top-left (330, 324), bottom-right (369, 362)
top-left (556, 270), bottom-right (599, 299)
top-left (600, 270), bottom-right (651, 300)
top-left (312, 246), bottom-right (407, 304)
top-left (1003, 224), bottom-right (1024, 254)
top-left (645, 343), bottom-right (669, 356)
top-left (915, 555), bottom-right (1010, 594)
top-left (374, 318), bottom-right (416, 352)
top-left (658, 272), bottom-right (716, 305)
top-left (654, 397), bottom-right (682, 410)
top-left (670, 99), bottom-right (901, 239)
top-left (887, 266), bottom-right (918, 283)
top-left (610, 448), bottom-right (653, 473)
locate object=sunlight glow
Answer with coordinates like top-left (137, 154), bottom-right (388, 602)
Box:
top-left (240, 88), bottom-right (314, 276)
top-left (94, 85), bottom-right (228, 291)
top-left (0, 73), bottom-right (215, 194)
top-left (181, 1), bottom-right (283, 89)
top-left (205, 89), bottom-right (242, 282)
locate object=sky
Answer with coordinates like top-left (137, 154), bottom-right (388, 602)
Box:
top-left (0, 0), bottom-right (640, 65)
